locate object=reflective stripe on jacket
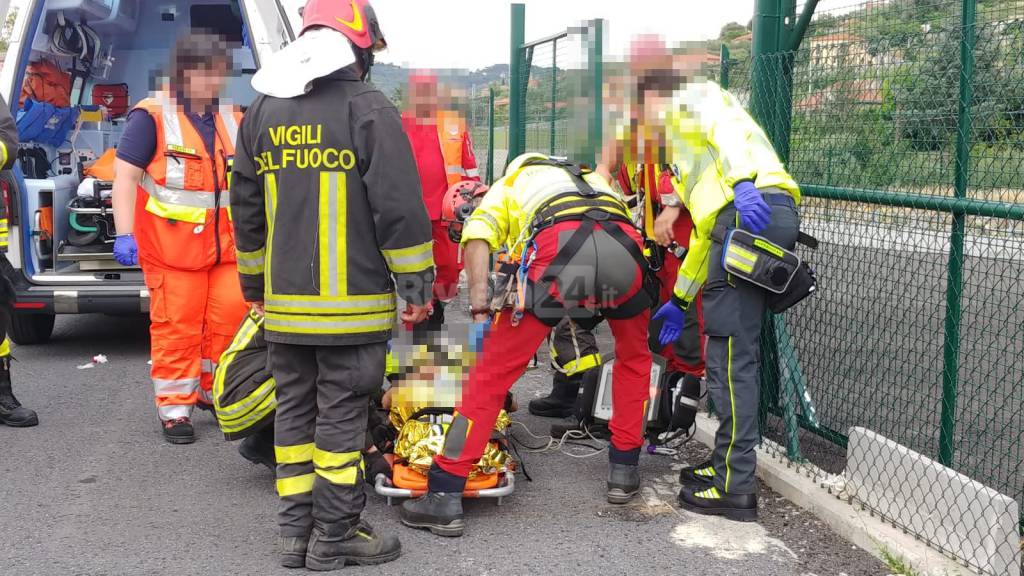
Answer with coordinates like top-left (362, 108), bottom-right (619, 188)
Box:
top-left (133, 95), bottom-right (242, 270)
top-left (213, 312), bottom-right (276, 440)
top-left (0, 95), bottom-right (18, 253)
top-left (658, 81), bottom-right (800, 306)
top-left (437, 110), bottom-right (480, 184)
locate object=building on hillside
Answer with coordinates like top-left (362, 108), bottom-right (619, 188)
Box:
top-left (795, 78), bottom-right (884, 111)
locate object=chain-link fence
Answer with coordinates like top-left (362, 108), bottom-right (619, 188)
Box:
top-left (725, 1), bottom-right (1023, 574)
top-left (467, 18), bottom-right (599, 185)
top-left (467, 86), bottom-right (500, 184)
top-left (506, 1), bottom-right (1022, 572)
top-left (510, 19), bottom-right (603, 171)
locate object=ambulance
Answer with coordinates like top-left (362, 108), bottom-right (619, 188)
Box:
top-left (0, 0), bottom-right (304, 343)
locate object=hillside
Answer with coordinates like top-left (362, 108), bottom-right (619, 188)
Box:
top-left (370, 62), bottom-right (510, 105)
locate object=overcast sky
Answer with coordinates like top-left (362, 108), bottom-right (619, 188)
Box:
top-left (375, 1), bottom-right (756, 69)
top-left (279, 0), bottom-right (861, 71)
top-left (278, 1), bottom-right (755, 70)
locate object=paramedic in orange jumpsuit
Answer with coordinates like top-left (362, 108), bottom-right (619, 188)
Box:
top-left (112, 33), bottom-right (248, 444)
top-left (401, 73), bottom-right (480, 332)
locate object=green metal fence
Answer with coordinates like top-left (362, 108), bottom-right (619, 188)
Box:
top-left (737, 1), bottom-right (1023, 573)
top-left (506, 0), bottom-right (1022, 572)
top-left (467, 86), bottom-right (499, 184)
top-left (508, 8), bottom-right (604, 171)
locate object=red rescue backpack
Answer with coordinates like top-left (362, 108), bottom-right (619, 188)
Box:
top-left (91, 84), bottom-right (129, 118)
top-left (20, 60), bottom-right (72, 108)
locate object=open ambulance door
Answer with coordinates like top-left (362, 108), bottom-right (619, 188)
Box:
top-left (240, 0), bottom-right (296, 66)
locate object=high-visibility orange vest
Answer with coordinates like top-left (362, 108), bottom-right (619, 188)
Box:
top-left (132, 96), bottom-right (242, 271)
top-left (436, 110), bottom-right (479, 185)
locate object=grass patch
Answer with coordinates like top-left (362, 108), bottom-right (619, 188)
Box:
top-left (878, 546), bottom-right (923, 576)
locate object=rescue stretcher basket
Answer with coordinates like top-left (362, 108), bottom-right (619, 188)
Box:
top-left (372, 407), bottom-right (516, 506)
top-left (373, 465), bottom-right (515, 506)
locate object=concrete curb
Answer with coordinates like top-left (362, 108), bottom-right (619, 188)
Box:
top-left (693, 413), bottom-right (977, 576)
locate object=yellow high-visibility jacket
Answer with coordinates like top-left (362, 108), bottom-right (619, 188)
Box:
top-left (652, 81), bottom-right (800, 307)
top-left (0, 95), bottom-right (17, 252)
top-left (460, 156), bottom-right (631, 259)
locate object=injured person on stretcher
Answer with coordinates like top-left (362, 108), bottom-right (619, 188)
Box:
top-left (212, 313), bottom-right (516, 502)
top-left (374, 341), bottom-right (518, 504)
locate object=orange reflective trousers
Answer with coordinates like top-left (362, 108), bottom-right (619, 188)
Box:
top-left (144, 262), bottom-right (248, 421)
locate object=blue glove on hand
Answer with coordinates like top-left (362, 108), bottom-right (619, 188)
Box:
top-left (733, 181), bottom-right (772, 234)
top-left (653, 301), bottom-right (686, 347)
top-left (468, 319), bottom-right (490, 353)
top-left (113, 234), bottom-right (138, 266)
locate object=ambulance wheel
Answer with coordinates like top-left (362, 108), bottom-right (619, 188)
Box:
top-left (10, 312), bottom-right (55, 345)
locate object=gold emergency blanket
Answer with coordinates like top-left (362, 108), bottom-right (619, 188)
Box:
top-left (393, 411), bottom-right (511, 476)
top-left (387, 341), bottom-right (511, 476)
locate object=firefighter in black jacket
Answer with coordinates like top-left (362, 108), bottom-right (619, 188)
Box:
top-left (230, 0), bottom-right (432, 570)
top-left (0, 95), bottom-right (37, 428)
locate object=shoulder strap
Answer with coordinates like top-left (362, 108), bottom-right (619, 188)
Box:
top-left (520, 157), bottom-right (598, 197)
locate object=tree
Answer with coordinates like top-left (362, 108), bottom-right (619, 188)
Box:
top-left (720, 22), bottom-right (748, 43)
top-left (891, 24), bottom-right (1022, 150)
top-left (0, 10), bottom-right (18, 57)
top-left (390, 85), bottom-right (404, 110)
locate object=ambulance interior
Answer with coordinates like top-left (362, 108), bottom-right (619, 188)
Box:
top-left (7, 0), bottom-right (276, 280)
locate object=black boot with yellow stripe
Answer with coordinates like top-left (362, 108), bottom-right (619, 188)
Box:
top-left (678, 459), bottom-right (715, 487)
top-left (305, 517), bottom-right (401, 571)
top-left (678, 485), bottom-right (758, 522)
top-left (0, 348), bottom-right (38, 428)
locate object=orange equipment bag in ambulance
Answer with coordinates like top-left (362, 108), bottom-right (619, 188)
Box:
top-left (20, 60), bottom-right (72, 108)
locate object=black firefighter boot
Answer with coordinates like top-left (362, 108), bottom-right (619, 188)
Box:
top-left (399, 463), bottom-right (466, 537)
top-left (238, 424), bottom-right (276, 472)
top-left (305, 517), bottom-right (401, 571)
top-left (0, 356), bottom-right (38, 427)
top-left (606, 446), bottom-right (641, 504)
top-left (279, 535), bottom-right (309, 569)
top-left (678, 485), bottom-right (758, 522)
top-left (528, 371), bottom-right (582, 418)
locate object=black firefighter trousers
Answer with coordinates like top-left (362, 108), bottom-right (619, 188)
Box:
top-left (268, 341), bottom-right (386, 537)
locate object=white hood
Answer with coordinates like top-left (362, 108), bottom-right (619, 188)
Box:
top-left (251, 28), bottom-right (357, 99)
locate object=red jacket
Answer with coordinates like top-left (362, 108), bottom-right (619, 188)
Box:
top-left (402, 111), bottom-right (479, 220)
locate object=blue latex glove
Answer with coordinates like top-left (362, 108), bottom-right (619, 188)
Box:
top-left (733, 181), bottom-right (772, 234)
top-left (653, 301), bottom-right (686, 347)
top-left (468, 320), bottom-right (490, 353)
top-left (113, 234), bottom-right (138, 266)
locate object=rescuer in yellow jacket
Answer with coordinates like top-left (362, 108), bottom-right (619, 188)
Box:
top-left (599, 35), bottom-right (801, 522)
top-left (400, 154), bottom-right (655, 536)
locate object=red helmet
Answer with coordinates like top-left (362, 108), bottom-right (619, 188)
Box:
top-left (441, 181), bottom-right (489, 243)
top-left (301, 0), bottom-right (386, 51)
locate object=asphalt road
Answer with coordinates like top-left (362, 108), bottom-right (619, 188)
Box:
top-left (0, 312), bottom-right (888, 576)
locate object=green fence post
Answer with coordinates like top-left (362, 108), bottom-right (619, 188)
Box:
top-left (487, 86), bottom-right (495, 184)
top-left (938, 0), bottom-right (976, 467)
top-left (586, 18), bottom-right (604, 167)
top-left (508, 3), bottom-right (526, 163)
top-left (750, 0), bottom-right (783, 133)
top-left (550, 37), bottom-right (558, 155)
top-left (752, 0), bottom-right (785, 449)
top-left (720, 44), bottom-right (730, 90)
